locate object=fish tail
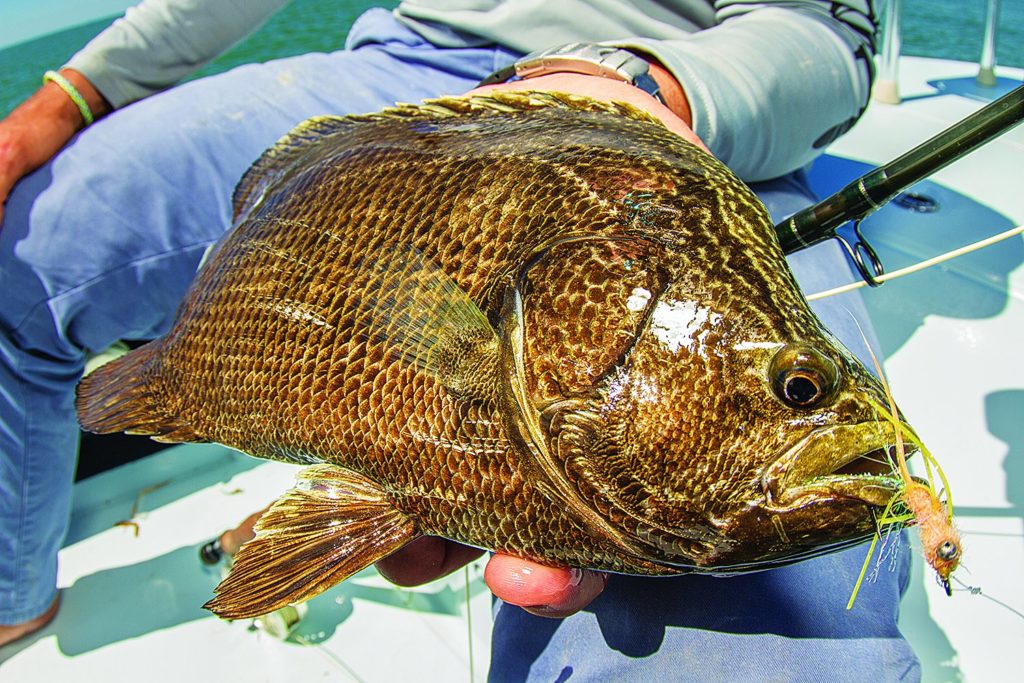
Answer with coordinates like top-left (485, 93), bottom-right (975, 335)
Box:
top-left (76, 342), bottom-right (206, 443)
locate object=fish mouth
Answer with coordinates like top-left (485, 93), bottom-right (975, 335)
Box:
top-left (763, 421), bottom-right (911, 509)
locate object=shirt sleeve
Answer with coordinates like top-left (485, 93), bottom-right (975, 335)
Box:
top-left (65, 0), bottom-right (291, 108)
top-left (612, 1), bottom-right (877, 181)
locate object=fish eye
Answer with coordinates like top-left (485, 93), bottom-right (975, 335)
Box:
top-left (770, 344), bottom-right (838, 409)
top-left (936, 541), bottom-right (959, 561)
top-left (783, 371), bottom-right (822, 405)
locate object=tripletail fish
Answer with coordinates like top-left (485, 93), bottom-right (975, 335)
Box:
top-left (77, 91), bottom-right (919, 618)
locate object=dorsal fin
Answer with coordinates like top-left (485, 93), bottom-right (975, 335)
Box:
top-left (359, 90), bottom-right (665, 127)
top-left (231, 91), bottom-right (665, 222)
top-left (231, 115), bottom-right (353, 221)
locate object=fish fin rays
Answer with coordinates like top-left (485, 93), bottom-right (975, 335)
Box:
top-left (359, 243), bottom-right (501, 403)
top-left (75, 342), bottom-right (207, 443)
top-left (205, 465), bottom-right (418, 619)
top-left (232, 115), bottom-right (353, 221)
top-left (367, 91), bottom-right (664, 128)
top-left (233, 92), bottom-right (664, 223)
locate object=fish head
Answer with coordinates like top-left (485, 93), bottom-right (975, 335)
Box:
top-left (538, 258), bottom-right (911, 572)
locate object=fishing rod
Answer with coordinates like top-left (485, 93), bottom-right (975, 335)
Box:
top-left (775, 83), bottom-right (1024, 285)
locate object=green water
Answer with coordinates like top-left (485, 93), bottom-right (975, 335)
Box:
top-left (901, 0), bottom-right (1024, 69)
top-left (0, 0), bottom-right (392, 118)
top-left (1, 0), bottom-right (1022, 119)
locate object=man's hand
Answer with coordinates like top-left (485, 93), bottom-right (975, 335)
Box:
top-left (221, 511), bottom-right (606, 618)
top-left (376, 538), bottom-right (608, 619)
top-left (466, 67), bottom-right (704, 152)
top-left (0, 69), bottom-right (109, 224)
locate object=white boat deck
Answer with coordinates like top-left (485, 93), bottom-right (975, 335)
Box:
top-left (3, 445), bottom-right (493, 681)
top-left (1, 56), bottom-right (1022, 681)
top-left (821, 58), bottom-right (1024, 682)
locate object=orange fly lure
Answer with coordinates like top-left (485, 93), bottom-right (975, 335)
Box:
top-left (847, 344), bottom-right (961, 609)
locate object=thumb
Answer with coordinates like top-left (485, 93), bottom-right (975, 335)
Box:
top-left (484, 553), bottom-right (607, 618)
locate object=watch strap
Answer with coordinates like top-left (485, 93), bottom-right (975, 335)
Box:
top-left (479, 43), bottom-right (664, 104)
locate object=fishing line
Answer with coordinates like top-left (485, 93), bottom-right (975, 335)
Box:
top-left (292, 632), bottom-right (369, 682)
top-left (807, 223), bottom-right (1024, 301)
top-left (465, 565), bottom-right (475, 683)
top-left (951, 577), bottom-right (1024, 620)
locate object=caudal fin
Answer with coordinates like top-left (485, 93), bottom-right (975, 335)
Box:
top-left (75, 342), bottom-right (206, 443)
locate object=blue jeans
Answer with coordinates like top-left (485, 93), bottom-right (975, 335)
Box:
top-left (0, 8), bottom-right (918, 681)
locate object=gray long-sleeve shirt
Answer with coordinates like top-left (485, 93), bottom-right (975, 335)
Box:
top-left (65, 0), bottom-right (877, 181)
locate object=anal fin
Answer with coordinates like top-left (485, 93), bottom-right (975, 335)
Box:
top-left (205, 465), bottom-right (418, 619)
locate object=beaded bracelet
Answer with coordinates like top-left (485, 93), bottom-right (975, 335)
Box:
top-left (43, 70), bottom-right (95, 126)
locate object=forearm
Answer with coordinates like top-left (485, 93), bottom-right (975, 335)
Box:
top-left (0, 69), bottom-right (111, 217)
top-left (471, 71), bottom-right (705, 152)
top-left (612, 3), bottom-right (876, 181)
top-left (31, 69), bottom-right (110, 131)
top-left (646, 58), bottom-right (693, 130)
top-left (65, 0), bottom-right (290, 109)
top-left (1, 0), bottom-right (287, 218)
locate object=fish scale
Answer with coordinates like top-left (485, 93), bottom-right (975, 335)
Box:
top-left (77, 91), bottom-right (918, 618)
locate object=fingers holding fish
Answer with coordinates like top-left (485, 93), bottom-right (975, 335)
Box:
top-left (232, 525), bottom-right (599, 617)
top-left (217, 507), bottom-right (268, 557)
top-left (484, 554), bottom-right (607, 619)
top-left (375, 537), bottom-right (485, 587)
top-left (212, 511), bottom-right (485, 588)
top-left (223, 515), bottom-right (599, 615)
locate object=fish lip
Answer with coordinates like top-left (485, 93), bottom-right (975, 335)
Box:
top-left (762, 421), bottom-right (912, 509)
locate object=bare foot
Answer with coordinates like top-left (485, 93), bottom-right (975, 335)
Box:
top-left (0, 594), bottom-right (60, 647)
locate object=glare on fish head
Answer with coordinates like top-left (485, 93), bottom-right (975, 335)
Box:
top-left (577, 302), bottom-right (805, 514)
top-left (645, 297), bottom-right (723, 357)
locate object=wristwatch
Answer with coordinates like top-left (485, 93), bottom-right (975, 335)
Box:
top-left (478, 43), bottom-right (665, 104)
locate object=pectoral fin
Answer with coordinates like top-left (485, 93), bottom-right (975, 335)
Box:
top-left (358, 243), bottom-right (500, 402)
top-left (205, 466), bottom-right (417, 619)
